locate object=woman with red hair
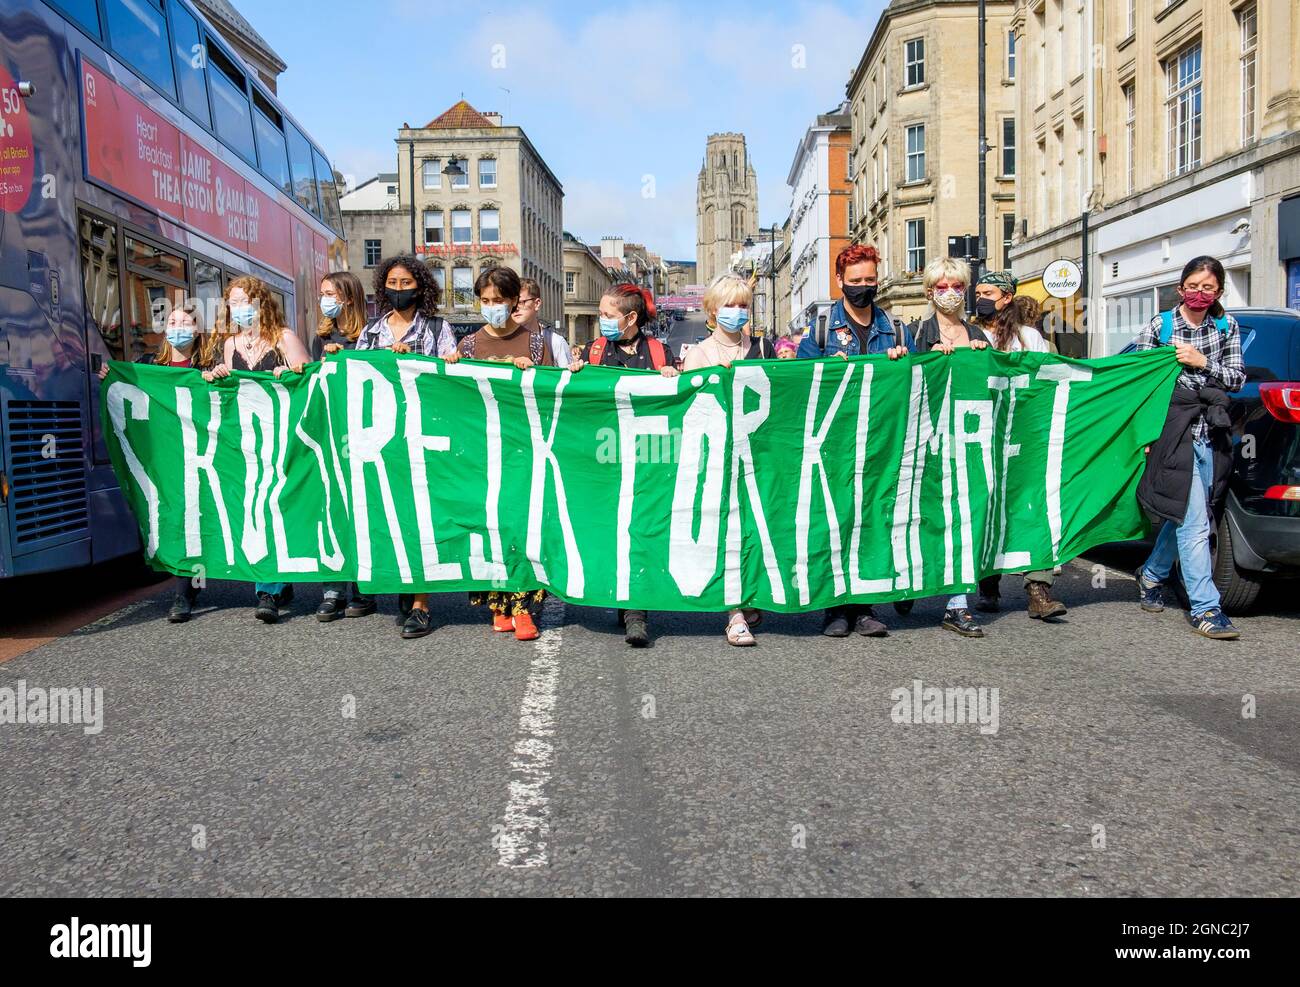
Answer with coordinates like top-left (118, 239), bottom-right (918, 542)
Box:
top-left (582, 284), bottom-right (678, 375)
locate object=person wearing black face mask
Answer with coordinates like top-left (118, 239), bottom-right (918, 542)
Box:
top-left (355, 254), bottom-right (457, 639)
top-left (797, 243), bottom-right (914, 360)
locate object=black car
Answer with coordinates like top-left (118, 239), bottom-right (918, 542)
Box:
top-left (1124, 307), bottom-right (1300, 611)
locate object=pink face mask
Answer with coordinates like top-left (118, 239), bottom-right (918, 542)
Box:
top-left (1183, 289), bottom-right (1217, 311)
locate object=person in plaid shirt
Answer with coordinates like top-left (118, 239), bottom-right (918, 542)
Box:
top-left (1132, 256), bottom-right (1245, 640)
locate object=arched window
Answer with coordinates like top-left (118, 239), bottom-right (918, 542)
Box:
top-left (732, 151), bottom-right (738, 183)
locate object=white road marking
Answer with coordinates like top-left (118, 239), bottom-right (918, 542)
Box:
top-left (497, 595), bottom-right (565, 868)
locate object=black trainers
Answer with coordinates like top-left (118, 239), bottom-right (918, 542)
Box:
top-left (1189, 608), bottom-right (1241, 640)
top-left (395, 594), bottom-right (414, 627)
top-left (316, 596), bottom-right (344, 622)
top-left (401, 607), bottom-right (433, 639)
top-left (624, 613), bottom-right (650, 648)
top-left (942, 608), bottom-right (985, 637)
top-left (821, 609), bottom-right (851, 637)
top-left (275, 585), bottom-right (295, 607)
top-left (255, 592), bottom-right (279, 623)
top-left (167, 595), bottom-right (193, 624)
top-left (854, 606), bottom-right (888, 637)
top-left (1135, 568), bottom-right (1165, 612)
top-left (345, 599), bottom-right (377, 618)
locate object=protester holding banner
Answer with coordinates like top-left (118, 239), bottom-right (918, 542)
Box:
top-left (907, 257), bottom-right (993, 637)
top-left (583, 284), bottom-right (677, 374)
top-left (356, 255), bottom-right (457, 358)
top-left (796, 244), bottom-right (912, 359)
top-left (1133, 255), bottom-right (1244, 640)
top-left (969, 271), bottom-right (1066, 620)
top-left (99, 300), bottom-right (213, 624)
top-left (313, 271), bottom-right (377, 622)
top-left (203, 276), bottom-right (312, 622)
top-left (514, 277), bottom-right (573, 369)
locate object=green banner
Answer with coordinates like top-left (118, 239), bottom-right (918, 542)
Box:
top-left (102, 348), bottom-right (1179, 611)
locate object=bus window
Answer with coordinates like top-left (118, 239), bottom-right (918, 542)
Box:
top-left (285, 122), bottom-right (321, 218)
top-left (78, 213), bottom-right (124, 363)
top-left (268, 288), bottom-right (290, 331)
top-left (192, 257), bottom-right (223, 340)
top-left (54, 0), bottom-right (102, 38)
top-left (123, 236), bottom-right (187, 359)
top-left (169, 2), bottom-right (210, 128)
top-left (252, 91), bottom-right (293, 199)
top-left (313, 147), bottom-right (343, 234)
top-left (205, 44), bottom-right (256, 165)
top-left (104, 0), bottom-right (176, 98)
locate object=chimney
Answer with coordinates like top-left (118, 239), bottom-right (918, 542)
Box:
top-left (483, 112), bottom-right (502, 127)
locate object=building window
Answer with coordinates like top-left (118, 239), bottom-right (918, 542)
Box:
top-left (364, 239), bottom-right (381, 267)
top-left (904, 38), bottom-right (925, 87)
top-left (423, 209), bottom-right (443, 245)
top-left (479, 158), bottom-right (497, 188)
top-left (1240, 5), bottom-right (1257, 146)
top-left (882, 141), bottom-right (889, 191)
top-left (1166, 42), bottom-right (1202, 177)
top-left (1001, 117), bottom-right (1016, 176)
top-left (565, 271), bottom-right (576, 294)
top-left (905, 124), bottom-right (925, 182)
top-left (1002, 213), bottom-right (1016, 269)
top-left (451, 208), bottom-right (471, 244)
top-left (1126, 0), bottom-right (1135, 37)
top-left (480, 208), bottom-right (500, 244)
top-left (871, 151), bottom-right (879, 200)
top-left (422, 159), bottom-right (441, 190)
top-left (430, 265), bottom-right (446, 296)
top-left (452, 266), bottom-right (473, 308)
top-left (386, 184), bottom-right (397, 194)
top-left (1007, 29), bottom-right (1016, 80)
top-left (906, 218), bottom-right (925, 272)
top-left (450, 158), bottom-right (470, 189)
top-left (1123, 83), bottom-right (1135, 194)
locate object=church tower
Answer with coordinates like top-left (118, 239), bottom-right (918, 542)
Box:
top-left (696, 134), bottom-right (759, 284)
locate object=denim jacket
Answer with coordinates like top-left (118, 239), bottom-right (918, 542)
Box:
top-left (796, 298), bottom-right (914, 358)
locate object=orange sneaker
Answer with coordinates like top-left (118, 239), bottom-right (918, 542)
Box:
top-left (492, 614), bottom-right (514, 633)
top-left (513, 612), bottom-right (539, 641)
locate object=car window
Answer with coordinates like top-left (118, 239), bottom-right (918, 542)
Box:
top-left (1236, 315), bottom-right (1298, 383)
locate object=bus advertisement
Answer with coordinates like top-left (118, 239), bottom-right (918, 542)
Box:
top-left (0, 0), bottom-right (346, 580)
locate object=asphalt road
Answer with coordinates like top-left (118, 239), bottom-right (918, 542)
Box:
top-left (1, 549), bottom-right (1297, 897)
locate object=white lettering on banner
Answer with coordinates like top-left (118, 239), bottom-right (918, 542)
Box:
top-left (897, 369), bottom-right (952, 590)
top-left (397, 360), bottom-right (462, 581)
top-left (614, 375), bottom-right (678, 600)
top-left (521, 369), bottom-right (583, 597)
top-left (268, 381), bottom-right (319, 574)
top-left (848, 362), bottom-right (895, 595)
top-left (294, 370), bottom-right (345, 572)
top-left (725, 366), bottom-right (782, 606)
top-left (345, 361), bottom-right (410, 582)
top-left (795, 362), bottom-right (855, 606)
top-left (315, 361), bottom-right (350, 512)
top-left (890, 366), bottom-right (924, 592)
top-left (106, 382), bottom-right (159, 557)
top-left (176, 387), bottom-right (234, 564)
top-left (921, 372), bottom-right (954, 586)
top-left (1036, 363), bottom-right (1093, 557)
top-left (669, 383), bottom-right (727, 598)
top-left (988, 374), bottom-right (1032, 570)
top-left (236, 381), bottom-right (276, 564)
top-left (953, 400), bottom-right (996, 583)
top-left (446, 362), bottom-right (512, 582)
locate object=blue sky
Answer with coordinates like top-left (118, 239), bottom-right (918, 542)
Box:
top-left (250, 0), bottom-right (888, 261)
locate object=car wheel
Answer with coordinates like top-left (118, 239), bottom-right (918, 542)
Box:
top-left (1212, 512), bottom-right (1263, 615)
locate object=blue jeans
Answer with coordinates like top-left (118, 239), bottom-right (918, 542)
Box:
top-left (1142, 438), bottom-right (1220, 615)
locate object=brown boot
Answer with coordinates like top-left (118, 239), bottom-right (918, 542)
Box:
top-left (1026, 581), bottom-right (1067, 619)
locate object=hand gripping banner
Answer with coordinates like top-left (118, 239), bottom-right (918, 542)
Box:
top-left (102, 348), bottom-right (1180, 611)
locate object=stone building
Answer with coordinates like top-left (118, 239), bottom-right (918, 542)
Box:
top-left (787, 103), bottom-right (853, 337)
top-left (1011, 0), bottom-right (1300, 355)
top-left (562, 233), bottom-right (614, 344)
top-left (847, 0), bottom-right (1018, 320)
top-left (697, 133), bottom-right (759, 284)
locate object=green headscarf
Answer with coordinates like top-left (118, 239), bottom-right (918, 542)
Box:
top-left (977, 270), bottom-right (1018, 294)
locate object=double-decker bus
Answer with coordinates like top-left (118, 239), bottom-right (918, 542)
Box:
top-left (0, 0), bottom-right (345, 579)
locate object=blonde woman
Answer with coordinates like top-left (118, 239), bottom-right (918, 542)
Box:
top-left (683, 274), bottom-right (770, 646)
top-left (910, 257), bottom-right (991, 638)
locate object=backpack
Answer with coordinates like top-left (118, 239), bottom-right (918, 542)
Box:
top-left (587, 335), bottom-right (668, 369)
top-left (461, 327), bottom-right (546, 363)
top-left (1158, 310), bottom-right (1231, 344)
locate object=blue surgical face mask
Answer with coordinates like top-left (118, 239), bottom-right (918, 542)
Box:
top-left (165, 327), bottom-right (195, 349)
top-left (320, 296), bottom-right (342, 319)
top-left (481, 302), bottom-right (511, 329)
top-left (716, 306), bottom-right (749, 332)
top-left (599, 315), bottom-right (624, 340)
top-left (229, 303), bottom-right (257, 328)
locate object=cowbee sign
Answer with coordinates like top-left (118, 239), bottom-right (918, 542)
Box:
top-left (1043, 259), bottom-right (1083, 299)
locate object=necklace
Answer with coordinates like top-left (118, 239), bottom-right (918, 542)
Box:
top-left (713, 331), bottom-right (745, 357)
